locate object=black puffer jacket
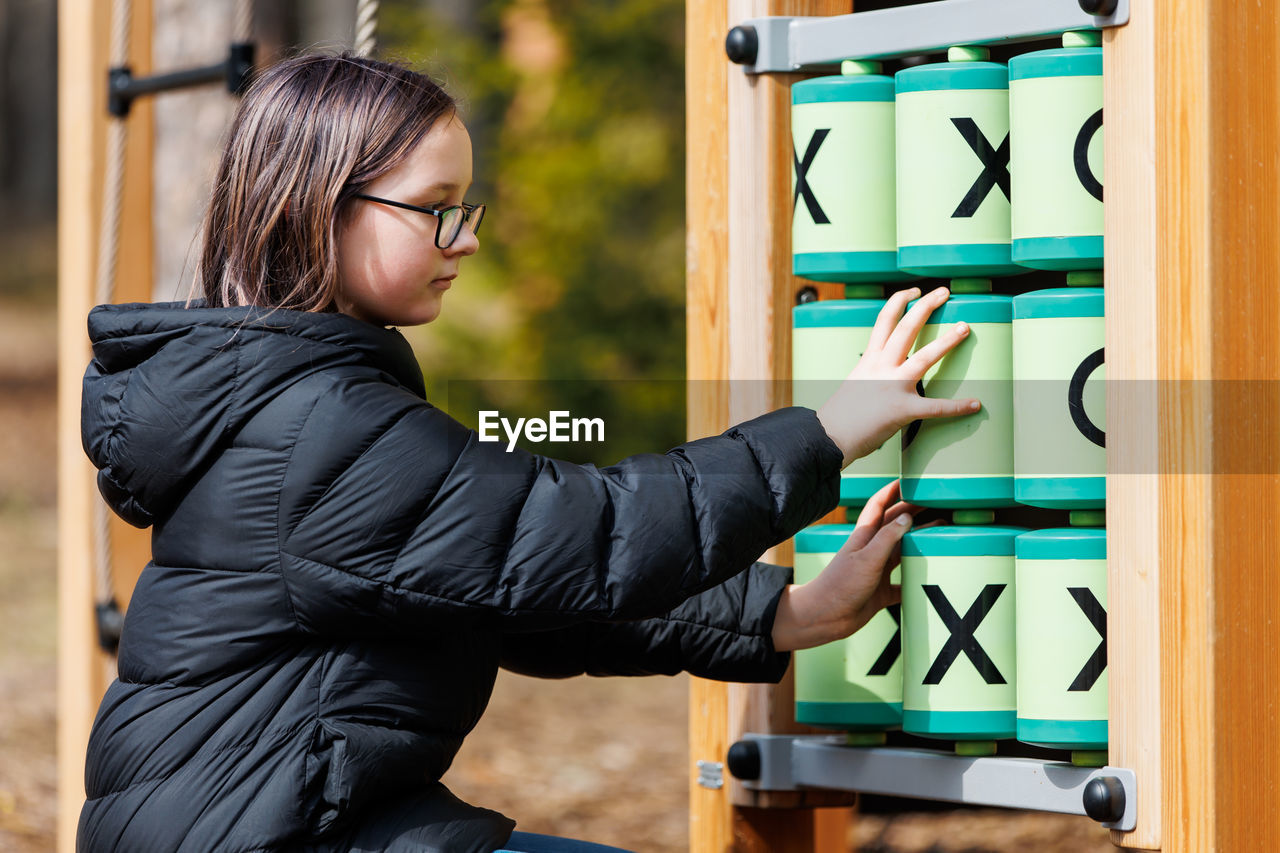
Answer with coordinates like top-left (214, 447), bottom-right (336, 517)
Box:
top-left (77, 302), bottom-right (843, 852)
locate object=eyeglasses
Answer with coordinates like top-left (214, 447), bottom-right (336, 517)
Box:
top-left (353, 193), bottom-right (486, 249)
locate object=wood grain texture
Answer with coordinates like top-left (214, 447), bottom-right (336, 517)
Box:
top-left (1205, 2), bottom-right (1280, 851)
top-left (57, 1), bottom-right (153, 850)
top-left (1154, 1), bottom-right (1215, 850)
top-left (688, 1), bottom-right (853, 849)
top-left (686, 0), bottom-right (733, 848)
top-left (1103, 1), bottom-right (1162, 847)
top-left (1115, 1), bottom-right (1280, 850)
top-left (723, 0), bottom-right (856, 819)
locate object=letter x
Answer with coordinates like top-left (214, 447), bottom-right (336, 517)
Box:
top-left (866, 605), bottom-right (901, 677)
top-left (793, 128), bottom-right (832, 224)
top-left (1067, 587), bottom-right (1107, 692)
top-left (922, 584), bottom-right (1007, 685)
top-left (950, 117), bottom-right (1011, 218)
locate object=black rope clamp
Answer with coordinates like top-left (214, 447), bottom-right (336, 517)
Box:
top-left (108, 41), bottom-right (255, 118)
top-left (95, 598), bottom-right (124, 654)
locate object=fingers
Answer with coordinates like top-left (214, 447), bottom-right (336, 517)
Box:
top-left (845, 481), bottom-right (903, 551)
top-left (853, 480), bottom-right (900, 528)
top-left (882, 500), bottom-right (919, 527)
top-left (864, 506), bottom-right (914, 561)
top-left (903, 321), bottom-right (969, 380)
top-left (909, 393), bottom-right (982, 421)
top-left (864, 287), bottom-right (920, 354)
top-left (883, 286), bottom-right (949, 363)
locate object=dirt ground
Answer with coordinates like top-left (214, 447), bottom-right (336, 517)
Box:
top-left (0, 293), bottom-right (1115, 852)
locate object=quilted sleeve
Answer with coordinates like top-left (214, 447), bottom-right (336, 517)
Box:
top-left (496, 562), bottom-right (795, 683)
top-left (277, 376), bottom-right (840, 634)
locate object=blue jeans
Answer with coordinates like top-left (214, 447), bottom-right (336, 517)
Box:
top-left (497, 831), bottom-right (634, 852)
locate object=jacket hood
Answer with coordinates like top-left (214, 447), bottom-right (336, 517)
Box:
top-left (82, 300), bottom-right (426, 528)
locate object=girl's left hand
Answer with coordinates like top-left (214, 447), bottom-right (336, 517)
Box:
top-left (770, 480), bottom-right (914, 653)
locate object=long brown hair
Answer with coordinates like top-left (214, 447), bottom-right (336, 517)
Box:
top-left (194, 52), bottom-right (457, 312)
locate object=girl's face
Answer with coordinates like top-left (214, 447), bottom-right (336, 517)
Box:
top-left (336, 115), bottom-right (478, 327)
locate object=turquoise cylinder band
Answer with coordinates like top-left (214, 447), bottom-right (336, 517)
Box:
top-left (793, 70), bottom-right (916, 282)
top-left (1015, 527), bottom-right (1109, 750)
top-left (794, 525), bottom-right (904, 731)
top-left (794, 299), bottom-right (899, 507)
top-left (896, 57), bottom-right (1022, 277)
top-left (901, 526), bottom-right (1023, 742)
top-left (1008, 40), bottom-right (1104, 271)
top-left (1012, 288), bottom-right (1105, 509)
top-left (901, 293), bottom-right (1014, 508)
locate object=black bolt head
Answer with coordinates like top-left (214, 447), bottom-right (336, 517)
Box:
top-left (726, 740), bottom-right (761, 780)
top-left (725, 26), bottom-right (759, 65)
top-left (1078, 0), bottom-right (1119, 15)
top-left (1082, 776), bottom-right (1126, 823)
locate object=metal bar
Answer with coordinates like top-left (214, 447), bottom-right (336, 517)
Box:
top-left (732, 0), bottom-right (1130, 73)
top-left (115, 63), bottom-right (226, 99)
top-left (739, 735), bottom-right (1137, 832)
top-left (107, 43), bottom-right (255, 118)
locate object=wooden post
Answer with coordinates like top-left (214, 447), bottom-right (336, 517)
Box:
top-left (1103, 0), bottom-right (1161, 846)
top-left (1201, 4), bottom-right (1280, 848)
top-left (57, 1), bottom-right (153, 850)
top-left (688, 2), bottom-right (853, 851)
top-left (695, 1), bottom-right (1280, 851)
top-left (1110, 0), bottom-right (1280, 849)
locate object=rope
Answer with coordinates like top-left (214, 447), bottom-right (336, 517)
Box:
top-left (354, 0), bottom-right (379, 57)
top-left (108, 0), bottom-right (131, 72)
top-left (93, 0), bottom-right (134, 619)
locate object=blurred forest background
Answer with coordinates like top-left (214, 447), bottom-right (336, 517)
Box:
top-left (0, 1), bottom-right (1113, 850)
top-left (380, 1), bottom-right (689, 461)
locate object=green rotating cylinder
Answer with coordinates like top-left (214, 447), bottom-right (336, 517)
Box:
top-left (1009, 31), bottom-right (1104, 271)
top-left (1015, 517), bottom-right (1109, 758)
top-left (896, 46), bottom-right (1022, 277)
top-left (792, 61), bottom-right (915, 283)
top-left (793, 286), bottom-right (898, 507)
top-left (794, 525), bottom-right (903, 735)
top-left (901, 279), bottom-right (1015, 508)
top-left (1012, 272), bottom-right (1106, 509)
top-left (901, 512), bottom-right (1025, 752)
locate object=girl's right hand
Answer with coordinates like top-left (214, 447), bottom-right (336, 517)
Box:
top-left (816, 285), bottom-right (981, 469)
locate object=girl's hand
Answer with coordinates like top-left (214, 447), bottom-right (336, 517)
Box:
top-left (771, 480), bottom-right (914, 653)
top-left (816, 285), bottom-right (980, 469)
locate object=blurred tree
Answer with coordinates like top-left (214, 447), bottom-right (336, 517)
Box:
top-left (0, 0), bottom-right (57, 301)
top-left (382, 0), bottom-right (686, 465)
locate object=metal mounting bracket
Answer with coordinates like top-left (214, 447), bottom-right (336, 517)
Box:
top-left (728, 0), bottom-right (1130, 74)
top-left (735, 734), bottom-right (1137, 832)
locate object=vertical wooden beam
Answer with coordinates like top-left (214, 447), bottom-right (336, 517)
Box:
top-left (724, 0), bottom-right (854, 816)
top-left (1103, 0), bottom-right (1161, 847)
top-left (1153, 1), bottom-right (1215, 849)
top-left (1148, 1), bottom-right (1219, 850)
top-left (687, 0), bottom-right (733, 849)
top-left (57, 2), bottom-right (107, 846)
top-left (689, 2), bottom-right (852, 852)
top-left (57, 1), bottom-right (153, 850)
top-left (1205, 2), bottom-right (1280, 851)
top-left (1114, 0), bottom-right (1280, 849)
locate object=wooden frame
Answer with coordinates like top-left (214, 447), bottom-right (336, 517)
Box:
top-left (57, 1), bottom-right (153, 851)
top-left (687, 2), bottom-right (854, 851)
top-left (687, 0), bottom-right (1280, 850)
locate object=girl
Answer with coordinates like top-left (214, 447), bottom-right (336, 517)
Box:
top-left (79, 53), bottom-right (975, 852)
